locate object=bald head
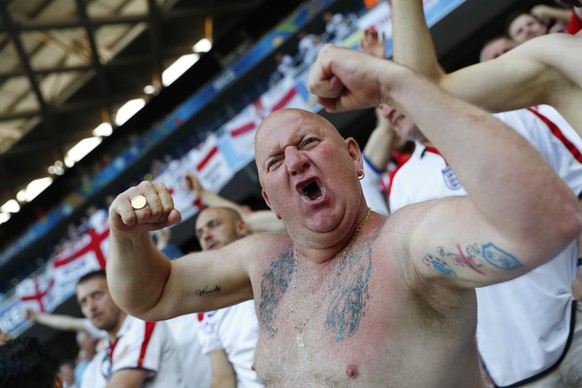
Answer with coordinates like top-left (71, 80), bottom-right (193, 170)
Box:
top-left (255, 109), bottom-right (342, 142)
top-left (254, 108), bottom-right (345, 178)
top-left (253, 108), bottom-right (364, 239)
top-left (195, 207), bottom-right (248, 251)
top-left (199, 206), bottom-right (243, 224)
top-left (480, 36), bottom-right (514, 62)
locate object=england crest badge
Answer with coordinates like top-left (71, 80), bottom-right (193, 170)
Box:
top-left (441, 165), bottom-right (462, 190)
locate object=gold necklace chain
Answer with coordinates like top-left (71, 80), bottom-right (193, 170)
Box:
top-left (290, 208), bottom-right (372, 347)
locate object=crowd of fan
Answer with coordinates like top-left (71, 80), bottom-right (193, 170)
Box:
top-left (3, 1), bottom-right (582, 387)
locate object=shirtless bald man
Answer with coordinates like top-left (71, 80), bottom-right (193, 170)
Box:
top-left (105, 45), bottom-right (581, 386)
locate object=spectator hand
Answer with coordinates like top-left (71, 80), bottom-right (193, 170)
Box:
top-left (108, 181), bottom-right (181, 235)
top-left (360, 27), bottom-right (386, 59)
top-left (307, 44), bottom-right (386, 113)
top-left (182, 172), bottom-right (204, 197)
top-left (0, 329), bottom-right (11, 345)
top-left (25, 308), bottom-right (38, 321)
top-left (531, 4), bottom-right (554, 20)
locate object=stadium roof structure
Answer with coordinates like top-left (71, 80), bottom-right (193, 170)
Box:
top-left (0, 0), bottom-right (300, 209)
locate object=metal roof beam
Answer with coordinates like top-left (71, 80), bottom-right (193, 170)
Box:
top-left (0, 0), bottom-right (65, 162)
top-left (75, 0), bottom-right (114, 131)
top-left (0, 2), bottom-right (263, 32)
top-left (0, 46), bottom-right (194, 80)
top-left (147, 0), bottom-right (164, 92)
top-left (0, 90), bottom-right (139, 122)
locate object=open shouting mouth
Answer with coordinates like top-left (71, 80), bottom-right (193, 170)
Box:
top-left (301, 179), bottom-right (322, 200)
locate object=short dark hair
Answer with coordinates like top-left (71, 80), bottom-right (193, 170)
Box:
top-left (77, 268), bottom-right (106, 286)
top-left (504, 9), bottom-right (544, 37)
top-left (0, 336), bottom-right (58, 388)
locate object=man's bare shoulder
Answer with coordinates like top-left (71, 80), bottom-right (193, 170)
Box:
top-left (238, 230), bottom-right (292, 267)
top-left (381, 201), bottom-right (478, 323)
top-left (245, 229), bottom-right (291, 248)
top-left (384, 198), bottom-right (481, 281)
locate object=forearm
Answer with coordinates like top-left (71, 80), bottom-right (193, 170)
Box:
top-left (244, 210), bottom-right (286, 233)
top-left (200, 189), bottom-right (252, 216)
top-left (532, 5), bottom-right (571, 22)
top-left (106, 230), bottom-right (172, 319)
top-left (210, 377), bottom-right (237, 388)
top-left (209, 350), bottom-right (237, 388)
top-left (545, 8), bottom-right (571, 21)
top-left (106, 180), bottom-right (256, 320)
top-left (29, 312), bottom-right (86, 331)
top-left (391, 0), bottom-right (443, 81)
top-left (385, 66), bottom-right (580, 248)
top-left (363, 122), bottom-right (395, 170)
top-left (391, 0), bottom-right (552, 114)
top-left (106, 369), bottom-right (148, 387)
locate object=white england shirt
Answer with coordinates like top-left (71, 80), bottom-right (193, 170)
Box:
top-left (163, 313), bottom-right (212, 388)
top-left (360, 155), bottom-right (389, 215)
top-left (197, 300), bottom-right (263, 388)
top-left (80, 315), bottom-right (186, 388)
top-left (389, 106), bottom-right (582, 386)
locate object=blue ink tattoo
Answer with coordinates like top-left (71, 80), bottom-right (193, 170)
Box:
top-left (325, 246), bottom-right (373, 342)
top-left (437, 243), bottom-right (485, 275)
top-left (482, 243), bottom-right (522, 270)
top-left (259, 251), bottom-right (294, 337)
top-left (422, 254), bottom-right (457, 277)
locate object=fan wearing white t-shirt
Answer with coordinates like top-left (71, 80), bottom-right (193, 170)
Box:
top-left (194, 206), bottom-right (263, 387)
top-left (75, 269), bottom-right (186, 388)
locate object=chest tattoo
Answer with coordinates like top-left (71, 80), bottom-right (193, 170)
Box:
top-left (258, 250), bottom-right (294, 336)
top-left (325, 245), bottom-right (373, 342)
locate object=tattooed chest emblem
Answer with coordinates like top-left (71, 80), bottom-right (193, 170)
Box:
top-left (258, 242), bottom-right (376, 344)
top-left (258, 251), bottom-right (294, 337)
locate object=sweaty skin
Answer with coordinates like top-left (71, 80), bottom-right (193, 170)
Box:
top-left (105, 47), bottom-right (581, 386)
top-left (251, 109), bottom-right (485, 387)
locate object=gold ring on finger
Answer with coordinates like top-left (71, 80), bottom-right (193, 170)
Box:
top-left (130, 195), bottom-right (147, 210)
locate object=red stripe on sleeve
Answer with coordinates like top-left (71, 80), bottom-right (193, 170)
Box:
top-left (527, 108), bottom-right (582, 163)
top-left (138, 322), bottom-right (157, 367)
top-left (566, 10), bottom-right (582, 35)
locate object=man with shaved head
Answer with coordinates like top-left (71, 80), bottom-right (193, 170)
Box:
top-left (105, 43), bottom-right (581, 385)
top-left (193, 206), bottom-right (263, 388)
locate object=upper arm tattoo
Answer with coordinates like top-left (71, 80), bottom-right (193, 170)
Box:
top-left (424, 242), bottom-right (521, 277)
top-left (194, 285), bottom-right (221, 297)
top-left (481, 243), bottom-right (522, 270)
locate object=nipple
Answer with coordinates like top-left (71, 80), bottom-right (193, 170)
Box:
top-left (346, 364), bottom-right (358, 379)
top-left (251, 363), bottom-right (256, 371)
